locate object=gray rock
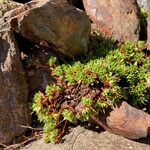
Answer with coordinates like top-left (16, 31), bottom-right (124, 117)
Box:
top-left (4, 0), bottom-right (90, 57)
top-left (22, 126), bottom-right (150, 150)
top-left (0, 29), bottom-right (29, 143)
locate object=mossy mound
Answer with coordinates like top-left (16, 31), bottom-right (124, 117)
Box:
top-left (32, 38), bottom-right (150, 143)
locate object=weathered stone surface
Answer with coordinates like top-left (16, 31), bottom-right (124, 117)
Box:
top-left (92, 102), bottom-right (150, 140)
top-left (3, 0), bottom-right (90, 57)
top-left (137, 0), bottom-right (150, 10)
top-left (30, 46), bottom-right (58, 65)
top-left (22, 126), bottom-right (150, 150)
top-left (0, 29), bottom-right (29, 143)
top-left (0, 0), bottom-right (22, 18)
top-left (147, 15), bottom-right (150, 50)
top-left (27, 67), bottom-right (56, 97)
top-left (83, 0), bottom-right (140, 42)
top-left (22, 44), bottom-right (57, 97)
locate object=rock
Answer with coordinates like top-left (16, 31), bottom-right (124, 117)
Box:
top-left (92, 101), bottom-right (150, 140)
top-left (147, 15), bottom-right (150, 50)
top-left (3, 0), bottom-right (90, 57)
top-left (26, 67), bottom-right (56, 97)
top-left (83, 0), bottom-right (140, 42)
top-left (137, 0), bottom-right (150, 10)
top-left (0, 0), bottom-right (22, 18)
top-left (0, 29), bottom-right (29, 143)
top-left (22, 126), bottom-right (150, 150)
top-left (22, 44), bottom-right (57, 97)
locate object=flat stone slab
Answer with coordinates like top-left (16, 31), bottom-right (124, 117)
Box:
top-left (21, 126), bottom-right (150, 150)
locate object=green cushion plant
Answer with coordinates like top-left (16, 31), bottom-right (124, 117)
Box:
top-left (32, 37), bottom-right (150, 143)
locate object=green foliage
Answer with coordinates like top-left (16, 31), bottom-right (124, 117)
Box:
top-left (32, 40), bottom-right (150, 143)
top-left (62, 109), bottom-right (77, 123)
top-left (48, 56), bottom-right (57, 67)
top-left (140, 8), bottom-right (149, 19)
top-left (54, 66), bottom-right (63, 77)
top-left (32, 92), bottom-right (48, 122)
top-left (88, 33), bottom-right (116, 59)
top-left (80, 107), bottom-right (94, 121)
top-left (96, 101), bottom-right (107, 109)
top-left (45, 85), bottom-right (62, 97)
top-left (81, 97), bottom-right (93, 106)
top-left (44, 124), bottom-right (59, 143)
top-left (24, 57), bottom-right (38, 68)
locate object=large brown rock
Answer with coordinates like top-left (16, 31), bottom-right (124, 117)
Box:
top-left (0, 29), bottom-right (29, 143)
top-left (3, 0), bottom-right (90, 57)
top-left (92, 102), bottom-right (150, 140)
top-left (83, 0), bottom-right (140, 42)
